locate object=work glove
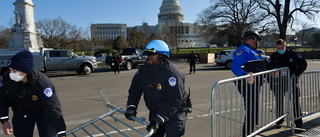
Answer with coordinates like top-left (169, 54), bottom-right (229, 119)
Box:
top-left (125, 106), bottom-right (137, 121)
top-left (147, 119), bottom-right (161, 133)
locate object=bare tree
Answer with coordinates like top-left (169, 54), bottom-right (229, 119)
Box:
top-left (313, 32), bottom-right (320, 48)
top-left (149, 33), bottom-right (159, 42)
top-left (128, 31), bottom-right (147, 49)
top-left (257, 0), bottom-right (320, 40)
top-left (296, 23), bottom-right (313, 46)
top-left (99, 39), bottom-right (113, 50)
top-left (158, 22), bottom-right (184, 50)
top-left (36, 17), bottom-right (83, 49)
top-left (198, 0), bottom-right (269, 47)
top-left (112, 35), bottom-right (128, 50)
top-left (0, 26), bottom-right (10, 49)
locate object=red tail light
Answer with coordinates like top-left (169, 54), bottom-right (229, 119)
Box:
top-left (219, 56), bottom-right (223, 60)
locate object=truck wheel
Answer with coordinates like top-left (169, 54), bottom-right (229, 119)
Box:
top-left (81, 64), bottom-right (92, 75)
top-left (225, 61), bottom-right (232, 69)
top-left (125, 61), bottom-right (132, 70)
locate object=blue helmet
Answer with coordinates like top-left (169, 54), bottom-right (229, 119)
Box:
top-left (144, 40), bottom-right (170, 57)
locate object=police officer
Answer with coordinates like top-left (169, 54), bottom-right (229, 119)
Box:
top-left (0, 50), bottom-right (66, 137)
top-left (187, 51), bottom-right (198, 74)
top-left (267, 39), bottom-right (307, 131)
top-left (113, 53), bottom-right (121, 74)
top-left (125, 40), bottom-right (188, 137)
top-left (231, 30), bottom-right (266, 137)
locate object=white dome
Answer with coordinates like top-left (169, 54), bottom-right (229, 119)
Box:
top-left (158, 0), bottom-right (184, 23)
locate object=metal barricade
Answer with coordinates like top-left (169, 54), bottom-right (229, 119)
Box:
top-left (66, 89), bottom-right (154, 137)
top-left (209, 67), bottom-right (291, 137)
top-left (290, 70), bottom-right (320, 133)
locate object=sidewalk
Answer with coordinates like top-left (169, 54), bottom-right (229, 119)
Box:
top-left (258, 112), bottom-right (320, 137)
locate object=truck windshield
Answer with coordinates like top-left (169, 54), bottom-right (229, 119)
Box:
top-left (121, 49), bottom-right (135, 55)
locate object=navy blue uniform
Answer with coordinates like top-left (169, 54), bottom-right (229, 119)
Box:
top-left (127, 60), bottom-right (188, 137)
top-left (113, 54), bottom-right (121, 74)
top-left (267, 49), bottom-right (307, 77)
top-left (231, 44), bottom-right (266, 136)
top-left (187, 54), bottom-right (198, 74)
top-left (267, 49), bottom-right (307, 127)
top-left (0, 70), bottom-right (66, 137)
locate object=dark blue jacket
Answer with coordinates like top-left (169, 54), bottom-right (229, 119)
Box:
top-left (267, 49), bottom-right (307, 76)
top-left (0, 70), bottom-right (66, 135)
top-left (231, 44), bottom-right (266, 76)
top-left (187, 54), bottom-right (198, 64)
top-left (127, 60), bottom-right (187, 124)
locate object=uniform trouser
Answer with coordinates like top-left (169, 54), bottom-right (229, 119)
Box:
top-left (149, 109), bottom-right (187, 137)
top-left (114, 63), bottom-right (120, 74)
top-left (270, 77), bottom-right (303, 127)
top-left (12, 111), bottom-right (56, 137)
top-left (236, 76), bottom-right (264, 137)
top-left (189, 63), bottom-right (195, 73)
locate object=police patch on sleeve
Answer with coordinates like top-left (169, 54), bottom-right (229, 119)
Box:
top-left (168, 77), bottom-right (177, 87)
top-left (7, 60), bottom-right (11, 66)
top-left (43, 87), bottom-right (53, 98)
top-left (297, 54), bottom-right (302, 58)
top-left (236, 50), bottom-right (242, 56)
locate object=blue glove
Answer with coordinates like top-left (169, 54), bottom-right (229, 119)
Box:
top-left (125, 107), bottom-right (136, 121)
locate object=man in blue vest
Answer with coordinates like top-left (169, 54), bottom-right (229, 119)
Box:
top-left (231, 30), bottom-right (266, 137)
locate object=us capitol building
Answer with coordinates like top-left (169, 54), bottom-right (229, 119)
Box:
top-left (91, 0), bottom-right (206, 48)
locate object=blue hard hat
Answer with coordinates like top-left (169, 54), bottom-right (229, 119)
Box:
top-left (144, 40), bottom-right (170, 57)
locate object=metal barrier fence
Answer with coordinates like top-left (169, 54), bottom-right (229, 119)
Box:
top-left (209, 67), bottom-right (292, 137)
top-left (289, 70), bottom-right (320, 133)
top-left (66, 89), bottom-right (154, 137)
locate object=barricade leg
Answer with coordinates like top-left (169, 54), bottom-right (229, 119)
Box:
top-left (236, 76), bottom-right (263, 137)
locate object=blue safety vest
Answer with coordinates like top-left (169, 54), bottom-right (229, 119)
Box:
top-left (231, 44), bottom-right (266, 77)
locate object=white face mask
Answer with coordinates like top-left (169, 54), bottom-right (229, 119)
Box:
top-left (9, 72), bottom-right (25, 82)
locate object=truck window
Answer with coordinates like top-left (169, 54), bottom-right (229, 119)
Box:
top-left (59, 51), bottom-right (67, 57)
top-left (138, 51), bottom-right (144, 56)
top-left (122, 49), bottom-right (136, 55)
top-left (49, 51), bottom-right (60, 57)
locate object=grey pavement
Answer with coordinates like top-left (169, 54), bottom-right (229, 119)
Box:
top-left (256, 113), bottom-right (320, 137)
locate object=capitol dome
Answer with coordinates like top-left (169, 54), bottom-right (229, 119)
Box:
top-left (158, 0), bottom-right (184, 24)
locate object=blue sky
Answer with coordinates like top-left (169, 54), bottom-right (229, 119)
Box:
top-left (1, 0), bottom-right (318, 32)
top-left (0, 0), bottom-right (211, 29)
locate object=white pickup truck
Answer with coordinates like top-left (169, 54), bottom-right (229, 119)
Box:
top-left (0, 49), bottom-right (97, 76)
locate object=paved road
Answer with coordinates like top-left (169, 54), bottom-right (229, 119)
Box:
top-left (56, 61), bottom-right (236, 136)
top-left (1, 60), bottom-right (319, 136)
